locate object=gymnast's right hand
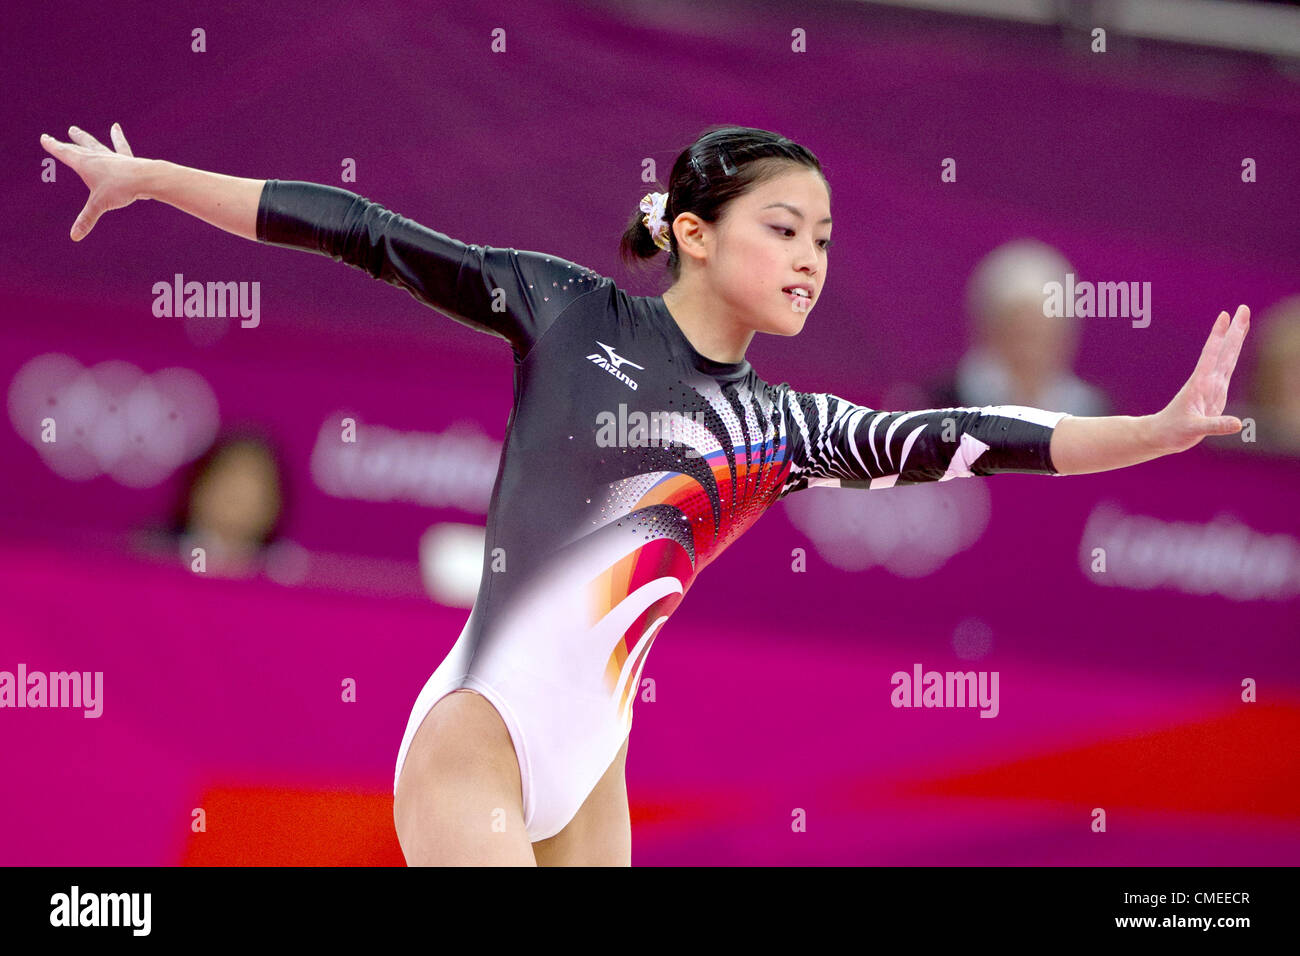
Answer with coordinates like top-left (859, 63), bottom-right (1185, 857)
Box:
top-left (40, 123), bottom-right (149, 242)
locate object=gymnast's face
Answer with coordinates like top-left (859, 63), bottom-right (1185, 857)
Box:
top-left (710, 166), bottom-right (831, 335)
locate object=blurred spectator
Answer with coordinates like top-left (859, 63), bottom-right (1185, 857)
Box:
top-left (135, 429), bottom-right (287, 578)
top-left (925, 239), bottom-right (1112, 416)
top-left (1222, 294), bottom-right (1300, 458)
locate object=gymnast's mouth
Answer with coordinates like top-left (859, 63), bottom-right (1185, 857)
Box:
top-left (782, 286), bottom-right (813, 306)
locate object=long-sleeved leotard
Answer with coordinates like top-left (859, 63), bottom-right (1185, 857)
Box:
top-left (256, 180), bottom-right (1071, 841)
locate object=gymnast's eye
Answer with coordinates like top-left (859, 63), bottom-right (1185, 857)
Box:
top-left (772, 225), bottom-right (833, 251)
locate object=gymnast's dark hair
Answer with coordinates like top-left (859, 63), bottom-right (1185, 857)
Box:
top-left (619, 125), bottom-right (829, 281)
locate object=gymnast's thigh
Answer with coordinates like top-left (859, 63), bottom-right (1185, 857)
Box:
top-left (393, 689), bottom-right (534, 866)
top-left (532, 735), bottom-right (630, 867)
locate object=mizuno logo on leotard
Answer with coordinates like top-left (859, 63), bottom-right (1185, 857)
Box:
top-left (586, 341), bottom-right (644, 390)
top-left (596, 342), bottom-right (644, 372)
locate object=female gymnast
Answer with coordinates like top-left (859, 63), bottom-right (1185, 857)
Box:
top-left (40, 123), bottom-right (1251, 866)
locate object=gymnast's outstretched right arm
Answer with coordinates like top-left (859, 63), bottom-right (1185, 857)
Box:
top-left (40, 124), bottom-right (264, 242)
top-left (41, 122), bottom-right (606, 357)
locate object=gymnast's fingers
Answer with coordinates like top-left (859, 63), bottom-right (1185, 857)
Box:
top-left (67, 124), bottom-right (112, 153)
top-left (109, 122), bottom-right (135, 157)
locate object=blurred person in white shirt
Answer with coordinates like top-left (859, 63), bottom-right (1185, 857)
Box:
top-left (926, 239), bottom-right (1111, 416)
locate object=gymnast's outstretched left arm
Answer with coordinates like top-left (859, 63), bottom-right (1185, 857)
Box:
top-left (1049, 306), bottom-right (1250, 475)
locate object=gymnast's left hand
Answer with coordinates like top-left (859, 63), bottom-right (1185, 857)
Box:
top-left (1148, 304), bottom-right (1250, 454)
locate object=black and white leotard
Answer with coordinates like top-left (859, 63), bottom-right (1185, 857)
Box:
top-left (256, 179), bottom-right (1070, 841)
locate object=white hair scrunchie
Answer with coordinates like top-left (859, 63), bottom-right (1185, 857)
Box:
top-left (639, 191), bottom-right (671, 252)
